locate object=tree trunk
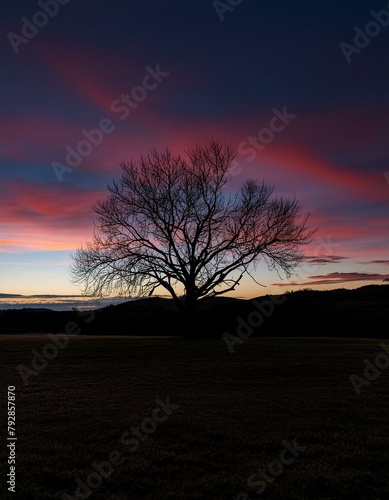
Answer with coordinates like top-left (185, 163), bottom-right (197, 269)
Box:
top-left (182, 284), bottom-right (199, 339)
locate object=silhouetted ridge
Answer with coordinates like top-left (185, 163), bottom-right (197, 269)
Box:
top-left (0, 285), bottom-right (387, 338)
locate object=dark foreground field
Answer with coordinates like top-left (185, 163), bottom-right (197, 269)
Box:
top-left (1, 336), bottom-right (389, 499)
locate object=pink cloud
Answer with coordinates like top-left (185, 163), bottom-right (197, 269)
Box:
top-left (0, 180), bottom-right (105, 251)
top-left (273, 271), bottom-right (389, 287)
top-left (34, 38), bottom-right (171, 130)
top-left (253, 145), bottom-right (388, 203)
top-left (291, 104), bottom-right (389, 152)
top-left (0, 117), bottom-right (84, 162)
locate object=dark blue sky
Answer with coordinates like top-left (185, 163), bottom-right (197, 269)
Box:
top-left (1, 0), bottom-right (389, 295)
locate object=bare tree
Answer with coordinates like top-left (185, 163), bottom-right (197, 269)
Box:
top-left (70, 141), bottom-right (315, 313)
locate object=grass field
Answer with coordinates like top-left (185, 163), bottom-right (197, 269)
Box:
top-left (1, 335), bottom-right (389, 499)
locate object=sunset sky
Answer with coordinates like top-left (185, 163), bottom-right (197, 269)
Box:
top-left (1, 0), bottom-right (389, 299)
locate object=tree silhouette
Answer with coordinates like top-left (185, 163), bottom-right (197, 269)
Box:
top-left (71, 141), bottom-right (315, 313)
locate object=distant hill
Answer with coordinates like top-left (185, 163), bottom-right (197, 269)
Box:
top-left (110, 295), bottom-right (246, 313)
top-left (0, 284), bottom-right (387, 338)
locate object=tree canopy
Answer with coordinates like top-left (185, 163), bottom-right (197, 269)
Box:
top-left (71, 141), bottom-right (315, 312)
